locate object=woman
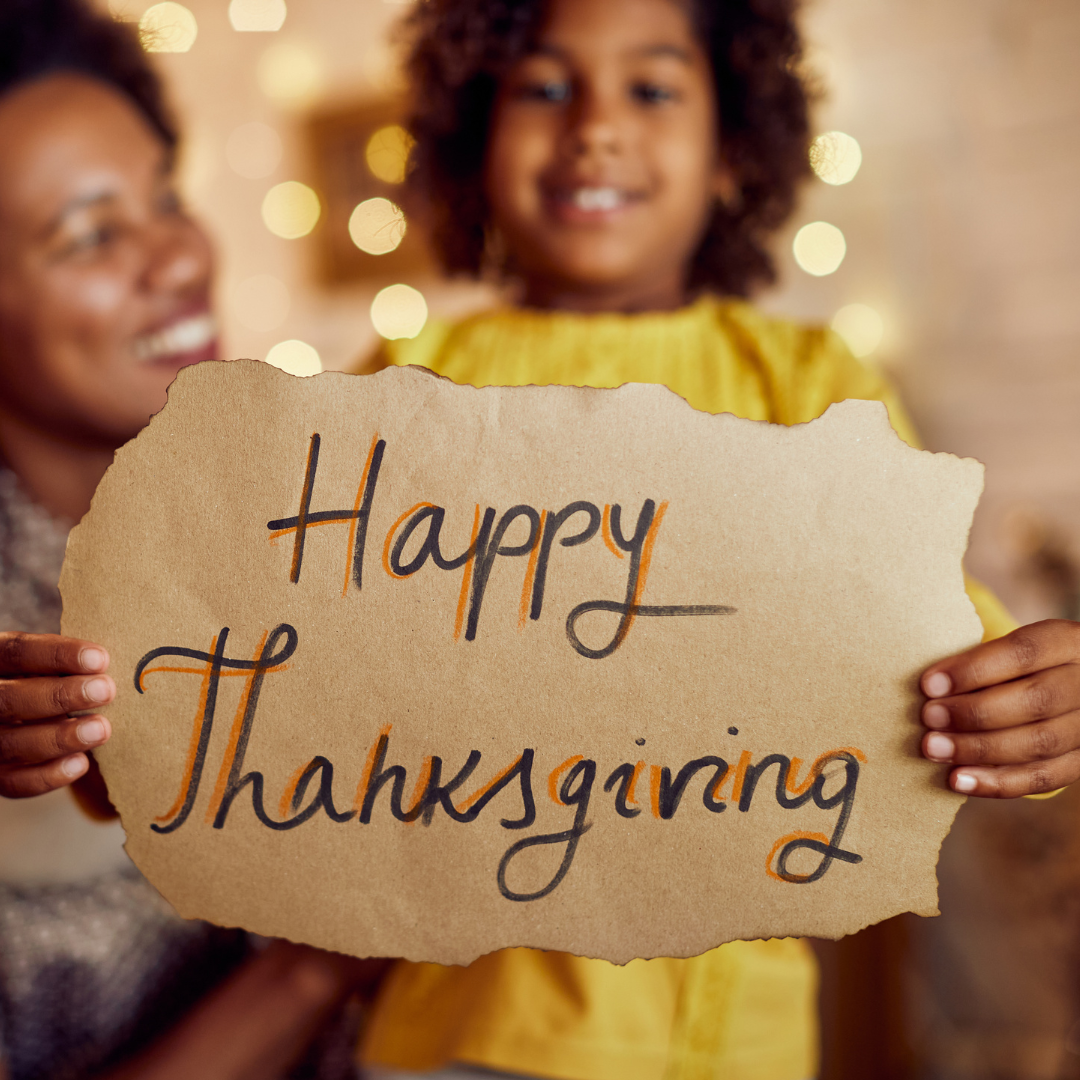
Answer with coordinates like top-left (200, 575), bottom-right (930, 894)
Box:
top-left (0, 1), bottom-right (381, 1076)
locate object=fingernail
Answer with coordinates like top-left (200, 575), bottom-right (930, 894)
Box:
top-left (954, 771), bottom-right (977, 794)
top-left (924, 703), bottom-right (951, 730)
top-left (80, 647), bottom-right (107, 672)
top-left (77, 719), bottom-right (106, 745)
top-left (926, 733), bottom-right (955, 761)
top-left (84, 677), bottom-right (113, 704)
top-left (924, 671), bottom-right (952, 698)
top-left (61, 754), bottom-right (88, 779)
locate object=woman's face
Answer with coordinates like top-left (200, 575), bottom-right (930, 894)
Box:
top-left (0, 74), bottom-right (216, 449)
top-left (484, 0), bottom-right (728, 311)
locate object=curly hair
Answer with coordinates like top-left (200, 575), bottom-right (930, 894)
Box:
top-left (404, 0), bottom-right (812, 298)
top-left (0, 0), bottom-right (177, 153)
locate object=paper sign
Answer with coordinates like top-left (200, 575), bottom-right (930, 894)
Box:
top-left (61, 362), bottom-right (983, 965)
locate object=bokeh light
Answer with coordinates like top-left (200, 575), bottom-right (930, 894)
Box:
top-left (257, 41), bottom-right (326, 107)
top-left (793, 221), bottom-right (847, 276)
top-left (810, 131), bottom-right (863, 186)
top-left (139, 2), bottom-right (197, 52)
top-left (232, 274), bottom-right (290, 332)
top-left (362, 43), bottom-right (407, 94)
top-left (229, 0), bottom-right (287, 31)
top-left (365, 125), bottom-right (414, 184)
top-left (226, 122), bottom-right (282, 179)
top-left (262, 181), bottom-right (321, 239)
top-left (371, 284), bottom-right (427, 340)
top-left (831, 303), bottom-right (885, 358)
top-left (177, 131), bottom-right (217, 200)
top-left (265, 339), bottom-right (322, 377)
top-left (349, 198), bottom-right (407, 255)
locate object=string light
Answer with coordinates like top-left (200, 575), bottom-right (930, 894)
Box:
top-left (265, 339), bottom-right (321, 376)
top-left (365, 125), bottom-right (414, 184)
top-left (793, 221), bottom-right (847, 276)
top-left (810, 131), bottom-right (862, 186)
top-left (371, 284), bottom-right (427, 340)
top-left (349, 198), bottom-right (407, 255)
top-left (257, 41), bottom-right (326, 107)
top-left (262, 181), bottom-right (321, 239)
top-left (832, 304), bottom-right (884, 358)
top-left (229, 0), bottom-right (287, 31)
top-left (139, 2), bottom-right (197, 52)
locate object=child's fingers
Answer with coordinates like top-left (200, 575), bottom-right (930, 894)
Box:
top-left (0, 715), bottom-right (111, 766)
top-left (942, 752), bottom-right (1080, 799)
top-left (922, 711), bottom-right (1080, 769)
top-left (922, 663), bottom-right (1080, 732)
top-left (0, 673), bottom-right (116, 723)
top-left (0, 753), bottom-right (89, 798)
top-left (921, 620), bottom-right (1080, 698)
top-left (0, 631), bottom-right (109, 677)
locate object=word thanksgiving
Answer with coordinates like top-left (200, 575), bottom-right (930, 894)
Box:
top-left (136, 623), bottom-right (866, 901)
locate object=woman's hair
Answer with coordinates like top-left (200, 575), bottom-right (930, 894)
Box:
top-left (405, 0), bottom-right (812, 298)
top-left (0, 0), bottom-right (177, 152)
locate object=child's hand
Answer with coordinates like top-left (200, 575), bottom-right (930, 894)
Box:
top-left (0, 632), bottom-right (114, 798)
top-left (921, 619), bottom-right (1080, 797)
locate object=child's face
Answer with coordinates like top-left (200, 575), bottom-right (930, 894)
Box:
top-left (485, 0), bottom-right (728, 311)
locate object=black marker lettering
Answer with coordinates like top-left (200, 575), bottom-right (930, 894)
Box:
top-left (529, 502), bottom-right (601, 621)
top-left (604, 763), bottom-right (642, 819)
top-left (566, 499), bottom-right (736, 659)
top-left (465, 505), bottom-right (542, 640)
top-left (498, 758), bottom-right (595, 902)
top-left (656, 756), bottom-right (729, 818)
top-left (390, 505), bottom-right (476, 576)
top-left (774, 752), bottom-right (863, 883)
top-left (268, 433), bottom-right (385, 588)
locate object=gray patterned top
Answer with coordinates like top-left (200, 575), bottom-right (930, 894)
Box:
top-left (0, 467), bottom-right (252, 1078)
top-left (0, 467), bottom-right (359, 1079)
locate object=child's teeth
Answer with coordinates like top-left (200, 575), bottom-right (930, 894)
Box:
top-left (133, 313), bottom-right (217, 361)
top-left (572, 187), bottom-right (623, 211)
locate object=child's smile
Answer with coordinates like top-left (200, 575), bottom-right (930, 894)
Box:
top-left (485, 0), bottom-right (732, 312)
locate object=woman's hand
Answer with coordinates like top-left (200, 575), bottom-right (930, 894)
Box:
top-left (921, 619), bottom-right (1080, 797)
top-left (0, 631), bottom-right (114, 798)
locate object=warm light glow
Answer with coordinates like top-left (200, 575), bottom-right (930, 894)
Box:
top-left (177, 132), bottom-right (217, 200)
top-left (139, 2), bottom-right (197, 52)
top-left (233, 274), bottom-right (290, 332)
top-left (831, 303), bottom-right (884, 358)
top-left (362, 43), bottom-right (407, 94)
top-left (265, 339), bottom-right (321, 376)
top-left (371, 284), bottom-right (427, 340)
top-left (793, 221), bottom-right (847, 276)
top-left (349, 198), bottom-right (407, 255)
top-left (229, 0), bottom-right (286, 31)
top-left (108, 0), bottom-right (146, 20)
top-left (226, 122), bottom-right (282, 179)
top-left (257, 42), bottom-right (325, 107)
top-left (365, 125), bottom-right (414, 184)
top-left (810, 131), bottom-right (862, 186)
top-left (262, 181), bottom-right (321, 239)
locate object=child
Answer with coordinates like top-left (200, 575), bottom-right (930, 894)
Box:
top-left (355, 0), bottom-right (1080, 1077)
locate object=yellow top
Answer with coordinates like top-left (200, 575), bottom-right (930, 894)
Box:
top-left (357, 295), bottom-right (1017, 1080)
